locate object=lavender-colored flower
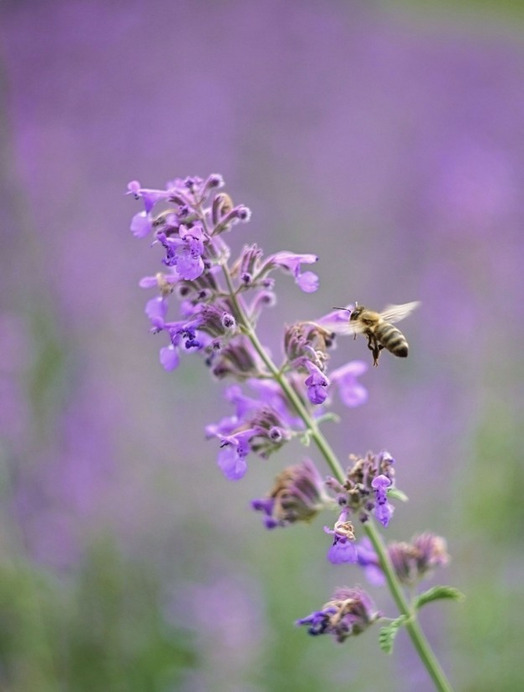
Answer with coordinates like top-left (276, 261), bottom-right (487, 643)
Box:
top-left (206, 380), bottom-right (299, 479)
top-left (326, 451), bottom-right (396, 526)
top-left (209, 336), bottom-right (263, 380)
top-left (297, 586), bottom-right (379, 643)
top-left (303, 360), bottom-right (329, 405)
top-left (330, 360), bottom-right (368, 408)
top-left (127, 179), bottom-right (169, 213)
top-left (389, 533), bottom-right (450, 586)
top-left (251, 459), bottom-right (332, 529)
top-left (324, 510), bottom-right (357, 564)
top-left (284, 321), bottom-right (334, 369)
top-left (265, 251), bottom-right (319, 292)
top-left (371, 474), bottom-right (394, 527)
top-left (217, 428), bottom-right (257, 481)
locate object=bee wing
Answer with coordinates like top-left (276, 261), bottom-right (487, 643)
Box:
top-left (379, 301), bottom-right (421, 324)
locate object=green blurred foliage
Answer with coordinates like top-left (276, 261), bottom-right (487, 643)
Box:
top-left (0, 542), bottom-right (196, 691)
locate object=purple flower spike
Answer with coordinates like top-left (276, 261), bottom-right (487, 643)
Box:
top-left (330, 360), bottom-right (368, 408)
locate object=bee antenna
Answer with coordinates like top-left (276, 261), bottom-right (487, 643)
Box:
top-left (332, 306), bottom-right (351, 313)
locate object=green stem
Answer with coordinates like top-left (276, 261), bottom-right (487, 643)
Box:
top-left (364, 521), bottom-right (453, 692)
top-left (220, 262), bottom-right (454, 691)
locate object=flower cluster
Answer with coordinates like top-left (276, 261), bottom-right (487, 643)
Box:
top-left (327, 451), bottom-right (396, 527)
top-left (129, 174), bottom-right (454, 663)
top-left (357, 533), bottom-right (450, 587)
top-left (129, 174), bottom-right (367, 480)
top-left (251, 459), bottom-right (334, 528)
top-left (296, 587), bottom-right (380, 642)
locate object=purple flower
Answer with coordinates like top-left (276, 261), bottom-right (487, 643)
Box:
top-left (303, 360), bottom-right (329, 405)
top-left (206, 380), bottom-right (298, 479)
top-left (330, 360), bottom-right (368, 407)
top-left (297, 586), bottom-right (379, 642)
top-left (126, 180), bottom-right (169, 213)
top-left (324, 511), bottom-right (357, 564)
top-left (251, 459), bottom-right (332, 528)
top-left (217, 429), bottom-right (257, 480)
top-left (325, 451), bottom-right (396, 526)
top-left (266, 251), bottom-right (320, 292)
top-left (371, 474), bottom-right (393, 527)
top-left (356, 534), bottom-right (450, 587)
top-left (156, 224), bottom-right (207, 281)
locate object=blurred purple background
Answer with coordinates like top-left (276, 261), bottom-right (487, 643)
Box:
top-left (1, 1), bottom-right (524, 690)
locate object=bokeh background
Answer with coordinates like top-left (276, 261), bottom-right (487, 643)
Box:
top-left (1, 1), bottom-right (524, 690)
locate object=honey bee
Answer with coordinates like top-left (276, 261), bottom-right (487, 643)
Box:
top-left (334, 301), bottom-right (420, 366)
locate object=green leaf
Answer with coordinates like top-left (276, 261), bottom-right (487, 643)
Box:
top-left (388, 488), bottom-right (408, 502)
top-left (379, 615), bottom-right (408, 655)
top-left (315, 412), bottom-right (340, 425)
top-left (414, 585), bottom-right (465, 610)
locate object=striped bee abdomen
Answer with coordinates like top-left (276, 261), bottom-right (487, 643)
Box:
top-left (376, 322), bottom-right (409, 357)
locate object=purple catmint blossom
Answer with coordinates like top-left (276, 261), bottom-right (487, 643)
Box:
top-left (303, 360), bottom-right (329, 405)
top-left (324, 510), bottom-right (358, 564)
top-left (251, 459), bottom-right (334, 528)
top-left (206, 380), bottom-right (298, 479)
top-left (326, 451), bottom-right (396, 527)
top-left (356, 534), bottom-right (450, 587)
top-left (296, 586), bottom-right (380, 642)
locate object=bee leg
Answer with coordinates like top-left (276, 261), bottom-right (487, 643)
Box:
top-left (366, 335), bottom-right (381, 367)
top-left (372, 344), bottom-right (384, 367)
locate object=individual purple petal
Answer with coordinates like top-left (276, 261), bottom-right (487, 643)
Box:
top-left (127, 180), bottom-right (141, 196)
top-left (327, 536), bottom-right (358, 564)
top-left (375, 500), bottom-right (394, 527)
top-left (175, 247), bottom-right (205, 280)
top-left (314, 305), bottom-right (354, 336)
top-left (145, 296), bottom-right (168, 328)
top-left (159, 345), bottom-right (179, 371)
top-left (217, 444), bottom-right (248, 481)
top-left (139, 275), bottom-right (159, 288)
top-left (130, 211), bottom-right (153, 238)
top-left (296, 270), bottom-right (319, 293)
